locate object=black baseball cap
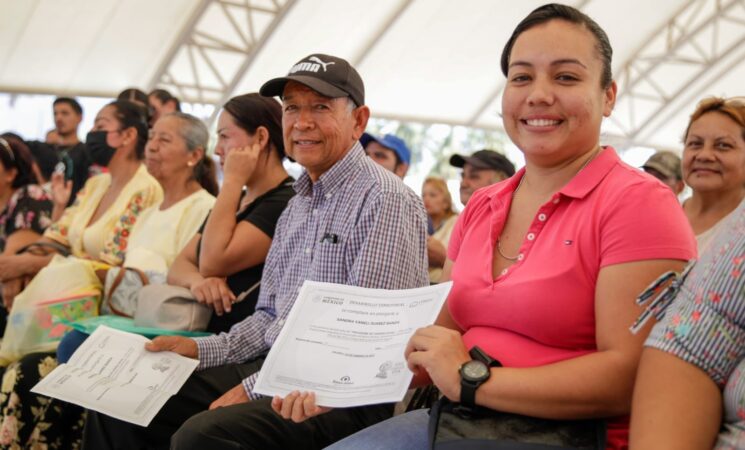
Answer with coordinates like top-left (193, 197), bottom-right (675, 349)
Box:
top-left (260, 53), bottom-right (364, 107)
top-left (449, 149), bottom-right (515, 177)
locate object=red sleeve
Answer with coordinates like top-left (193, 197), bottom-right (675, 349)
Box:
top-left (600, 180), bottom-right (696, 267)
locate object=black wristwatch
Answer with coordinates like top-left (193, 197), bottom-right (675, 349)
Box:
top-left (459, 346), bottom-right (501, 409)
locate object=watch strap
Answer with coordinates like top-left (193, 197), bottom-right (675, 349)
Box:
top-left (469, 346), bottom-right (502, 367)
top-left (460, 346), bottom-right (500, 410)
top-left (460, 376), bottom-right (478, 408)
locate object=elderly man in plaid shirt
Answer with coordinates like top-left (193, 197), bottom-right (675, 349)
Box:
top-left (82, 54), bottom-right (429, 450)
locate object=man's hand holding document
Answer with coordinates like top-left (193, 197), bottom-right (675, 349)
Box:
top-left (254, 281), bottom-right (452, 408)
top-left (33, 281), bottom-right (451, 426)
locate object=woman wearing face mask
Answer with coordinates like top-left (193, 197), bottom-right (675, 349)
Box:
top-left (272, 5), bottom-right (695, 450)
top-left (56, 110), bottom-right (221, 361)
top-left (0, 112), bottom-right (218, 450)
top-left (78, 93), bottom-right (295, 450)
top-left (0, 100), bottom-right (162, 333)
top-left (679, 97), bottom-right (745, 252)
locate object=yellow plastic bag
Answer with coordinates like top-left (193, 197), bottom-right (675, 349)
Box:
top-left (0, 255), bottom-right (107, 365)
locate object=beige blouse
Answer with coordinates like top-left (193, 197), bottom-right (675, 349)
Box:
top-left (124, 189), bottom-right (215, 273)
top-left (44, 165), bottom-right (163, 266)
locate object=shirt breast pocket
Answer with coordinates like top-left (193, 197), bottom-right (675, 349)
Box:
top-left (312, 239), bottom-right (348, 284)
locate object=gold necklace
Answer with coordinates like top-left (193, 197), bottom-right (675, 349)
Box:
top-left (496, 239), bottom-right (520, 261)
top-left (496, 147), bottom-right (601, 262)
top-left (496, 175), bottom-right (526, 261)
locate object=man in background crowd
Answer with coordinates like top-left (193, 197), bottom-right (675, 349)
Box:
top-left (449, 149), bottom-right (515, 205)
top-left (361, 132), bottom-right (411, 178)
top-left (50, 97), bottom-right (83, 147)
top-left (25, 97), bottom-right (90, 201)
top-left (642, 150), bottom-right (685, 196)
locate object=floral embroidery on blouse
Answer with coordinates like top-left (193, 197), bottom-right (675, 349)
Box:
top-left (43, 166), bottom-right (162, 263)
top-left (46, 188), bottom-right (85, 240)
top-left (102, 190), bottom-right (148, 265)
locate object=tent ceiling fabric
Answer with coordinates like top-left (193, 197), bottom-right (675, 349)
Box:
top-left (0, 0), bottom-right (201, 97)
top-left (0, 0), bottom-right (743, 150)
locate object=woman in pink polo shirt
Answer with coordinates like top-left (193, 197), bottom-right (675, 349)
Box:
top-left (274, 4), bottom-right (696, 449)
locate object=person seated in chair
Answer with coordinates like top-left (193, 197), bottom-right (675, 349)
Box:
top-left (82, 52), bottom-right (428, 450)
top-left (276, 6), bottom-right (696, 450)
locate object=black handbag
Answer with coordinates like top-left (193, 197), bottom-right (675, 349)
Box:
top-left (427, 397), bottom-right (606, 450)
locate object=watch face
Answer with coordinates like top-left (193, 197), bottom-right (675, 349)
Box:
top-left (462, 360), bottom-right (489, 381)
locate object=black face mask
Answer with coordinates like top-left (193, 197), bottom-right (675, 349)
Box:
top-left (85, 130), bottom-right (117, 167)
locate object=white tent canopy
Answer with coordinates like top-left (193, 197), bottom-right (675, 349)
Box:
top-left (1, 0), bottom-right (743, 150)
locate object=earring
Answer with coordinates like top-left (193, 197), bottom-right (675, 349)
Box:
top-left (187, 161), bottom-right (195, 167)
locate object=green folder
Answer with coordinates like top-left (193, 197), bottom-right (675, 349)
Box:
top-left (62, 316), bottom-right (213, 338)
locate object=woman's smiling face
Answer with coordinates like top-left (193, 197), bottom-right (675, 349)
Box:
top-left (682, 111), bottom-right (745, 194)
top-left (501, 19), bottom-right (616, 166)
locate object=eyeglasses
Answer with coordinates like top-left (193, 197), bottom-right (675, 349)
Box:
top-left (0, 137), bottom-right (15, 163)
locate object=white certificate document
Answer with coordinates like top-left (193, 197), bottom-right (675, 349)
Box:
top-left (32, 325), bottom-right (198, 426)
top-left (253, 281), bottom-right (452, 408)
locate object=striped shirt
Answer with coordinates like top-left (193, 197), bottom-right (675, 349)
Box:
top-left (646, 199), bottom-right (745, 449)
top-left (194, 142), bottom-right (429, 397)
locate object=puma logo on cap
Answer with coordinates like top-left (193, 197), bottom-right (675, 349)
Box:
top-left (309, 56), bottom-right (335, 71)
top-left (260, 53), bottom-right (365, 107)
top-left (289, 56), bottom-right (335, 74)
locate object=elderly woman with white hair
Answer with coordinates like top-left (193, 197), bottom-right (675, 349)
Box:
top-left (0, 111), bottom-right (217, 449)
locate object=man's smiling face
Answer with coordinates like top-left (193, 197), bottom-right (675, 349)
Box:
top-left (282, 81), bottom-right (366, 180)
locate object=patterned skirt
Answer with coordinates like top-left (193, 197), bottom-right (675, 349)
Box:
top-left (0, 352), bottom-right (85, 449)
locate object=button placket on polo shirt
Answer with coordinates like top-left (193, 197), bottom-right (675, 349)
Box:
top-left (490, 195), bottom-right (511, 283)
top-left (511, 194), bottom-right (562, 270)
